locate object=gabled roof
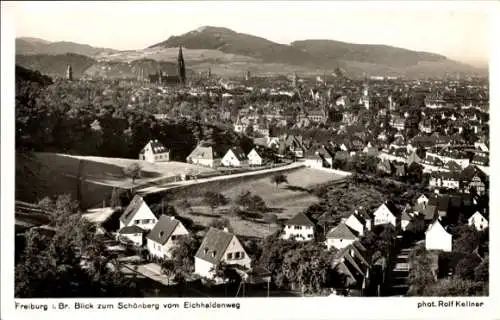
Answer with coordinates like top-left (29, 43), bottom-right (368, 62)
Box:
top-left (326, 223), bottom-right (357, 240)
top-left (423, 204), bottom-right (438, 220)
top-left (225, 147), bottom-right (247, 161)
top-left (195, 227), bottom-right (234, 265)
top-left (118, 225), bottom-right (146, 235)
top-left (401, 210), bottom-right (412, 221)
top-left (140, 139), bottom-right (168, 155)
top-left (120, 195), bottom-right (148, 226)
top-left (146, 215), bottom-right (181, 245)
top-left (188, 145), bottom-right (220, 160)
top-left (284, 212), bottom-right (315, 227)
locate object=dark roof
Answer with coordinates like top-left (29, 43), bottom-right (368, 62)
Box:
top-left (226, 147), bottom-right (247, 161)
top-left (146, 215), bottom-right (181, 245)
top-left (385, 201), bottom-right (401, 217)
top-left (424, 204), bottom-right (438, 220)
top-left (195, 227), bottom-right (234, 265)
top-left (284, 212), bottom-right (315, 227)
top-left (118, 225), bottom-right (146, 235)
top-left (187, 145), bottom-right (220, 160)
top-left (460, 165), bottom-right (477, 181)
top-left (120, 195), bottom-right (146, 225)
top-left (401, 210), bottom-right (412, 221)
top-left (438, 196), bottom-right (450, 212)
top-left (326, 223), bottom-right (357, 240)
top-left (141, 139), bottom-right (168, 155)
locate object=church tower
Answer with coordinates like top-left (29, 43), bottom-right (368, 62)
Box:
top-left (178, 46), bottom-right (186, 86)
top-left (66, 64), bottom-right (73, 81)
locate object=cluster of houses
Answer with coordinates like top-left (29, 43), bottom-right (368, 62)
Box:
top-left (116, 195), bottom-right (254, 281)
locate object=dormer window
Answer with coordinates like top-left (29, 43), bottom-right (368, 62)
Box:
top-left (212, 251), bottom-right (216, 258)
top-left (159, 231), bottom-right (164, 237)
top-left (204, 248), bottom-right (209, 255)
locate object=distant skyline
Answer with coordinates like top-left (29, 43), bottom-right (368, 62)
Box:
top-left (5, 1), bottom-right (492, 68)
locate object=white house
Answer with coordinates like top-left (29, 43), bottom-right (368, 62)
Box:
top-left (119, 195), bottom-right (158, 231)
top-left (401, 211), bottom-right (412, 232)
top-left (146, 215), bottom-right (190, 260)
top-left (281, 212), bottom-right (315, 241)
top-left (372, 202), bottom-right (399, 228)
top-left (344, 213), bottom-right (364, 236)
top-left (468, 212), bottom-right (489, 231)
top-left (425, 219), bottom-right (452, 252)
top-left (325, 223), bottom-right (358, 250)
top-left (139, 139), bottom-right (170, 163)
top-left (116, 225), bottom-right (146, 246)
top-left (194, 228), bottom-right (251, 280)
top-left (416, 194), bottom-right (429, 206)
top-left (247, 148), bottom-right (263, 166)
top-left (186, 144), bottom-right (221, 168)
top-left (304, 152), bottom-right (324, 169)
top-left (221, 147), bottom-right (248, 167)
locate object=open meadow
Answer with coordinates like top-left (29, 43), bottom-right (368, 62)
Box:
top-left (16, 152), bottom-right (215, 208)
top-left (174, 167), bottom-right (347, 238)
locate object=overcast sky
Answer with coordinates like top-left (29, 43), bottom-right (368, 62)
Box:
top-left (4, 1), bottom-right (491, 67)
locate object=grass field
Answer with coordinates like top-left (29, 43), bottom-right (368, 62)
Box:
top-left (16, 152), bottom-right (215, 209)
top-left (174, 168), bottom-right (346, 238)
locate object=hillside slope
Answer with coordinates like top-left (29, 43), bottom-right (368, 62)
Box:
top-left (16, 38), bottom-right (117, 56)
top-left (150, 26), bottom-right (317, 66)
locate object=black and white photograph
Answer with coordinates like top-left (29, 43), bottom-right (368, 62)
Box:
top-left (1, 1), bottom-right (498, 319)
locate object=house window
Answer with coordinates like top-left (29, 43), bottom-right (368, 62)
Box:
top-left (227, 253), bottom-right (233, 260)
top-left (234, 252), bottom-right (240, 259)
top-left (212, 251), bottom-right (216, 258)
top-left (204, 248), bottom-right (209, 255)
top-left (294, 226), bottom-right (301, 230)
top-left (307, 234), bottom-right (313, 238)
top-left (134, 219), bottom-right (140, 224)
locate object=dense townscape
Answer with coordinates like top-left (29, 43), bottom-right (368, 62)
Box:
top-left (14, 28), bottom-right (489, 299)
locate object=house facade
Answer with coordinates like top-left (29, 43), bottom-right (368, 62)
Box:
top-left (146, 215), bottom-right (190, 260)
top-left (194, 228), bottom-right (251, 280)
top-left (425, 219), bottom-right (452, 252)
top-left (468, 212), bottom-right (488, 231)
top-left (139, 139), bottom-right (170, 163)
top-left (325, 223), bottom-right (358, 250)
top-left (117, 225), bottom-right (146, 246)
top-left (281, 212), bottom-right (315, 241)
top-left (186, 145), bottom-right (221, 168)
top-left (247, 148), bottom-right (263, 166)
top-left (119, 195), bottom-right (158, 231)
top-left (221, 147), bottom-right (248, 167)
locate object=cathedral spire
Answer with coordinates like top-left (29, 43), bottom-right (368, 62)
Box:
top-left (178, 46), bottom-right (186, 86)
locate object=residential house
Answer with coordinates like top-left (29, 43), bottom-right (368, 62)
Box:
top-left (377, 159), bottom-right (392, 175)
top-left (282, 212), bottom-right (315, 241)
top-left (331, 243), bottom-right (371, 292)
top-left (460, 165), bottom-right (487, 195)
top-left (284, 135), bottom-right (305, 158)
top-left (372, 202), bottom-right (400, 228)
top-left (471, 154), bottom-right (489, 167)
top-left (304, 151), bottom-right (325, 169)
top-left (221, 147), bottom-right (248, 167)
top-left (425, 219), bottom-right (452, 252)
top-left (429, 172), bottom-right (460, 190)
top-left (390, 115), bottom-right (405, 131)
top-left (416, 194), bottom-right (429, 206)
top-left (186, 144), bottom-right (221, 168)
top-left (194, 228), bottom-right (251, 280)
top-left (401, 211), bottom-right (412, 231)
top-left (117, 225), bottom-right (146, 246)
top-left (325, 222), bottom-right (358, 250)
top-left (146, 215), bottom-right (190, 260)
top-left (406, 151), bottom-right (422, 166)
top-left (119, 195), bottom-right (158, 231)
top-left (468, 212), bottom-right (488, 231)
top-left (139, 139), bottom-right (170, 163)
top-left (247, 148), bottom-right (263, 166)
top-left (345, 213), bottom-right (365, 236)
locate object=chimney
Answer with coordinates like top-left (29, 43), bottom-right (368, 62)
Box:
top-left (223, 227), bottom-right (229, 233)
